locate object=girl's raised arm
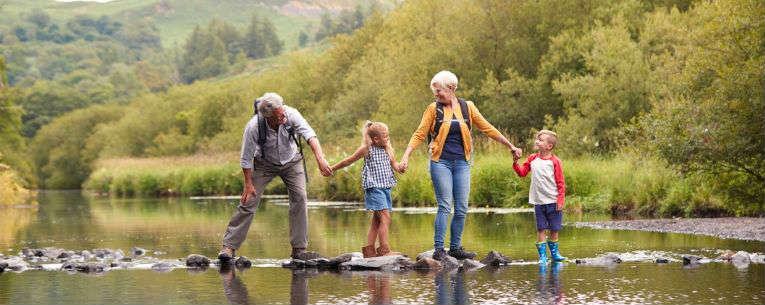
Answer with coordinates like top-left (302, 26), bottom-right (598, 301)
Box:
top-left (330, 144), bottom-right (369, 172)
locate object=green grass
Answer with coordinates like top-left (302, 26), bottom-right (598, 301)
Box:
top-left (0, 0), bottom-right (319, 50)
top-left (84, 150), bottom-right (736, 217)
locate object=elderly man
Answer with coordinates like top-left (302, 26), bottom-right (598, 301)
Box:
top-left (219, 92), bottom-right (332, 261)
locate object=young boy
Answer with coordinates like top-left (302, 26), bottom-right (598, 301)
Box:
top-left (513, 130), bottom-right (566, 264)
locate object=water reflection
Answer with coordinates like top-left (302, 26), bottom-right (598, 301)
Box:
top-left (536, 262), bottom-right (564, 304)
top-left (367, 272), bottom-right (392, 305)
top-left (220, 265), bottom-right (252, 305)
top-left (435, 271), bottom-right (470, 305)
top-left (290, 269), bottom-right (312, 305)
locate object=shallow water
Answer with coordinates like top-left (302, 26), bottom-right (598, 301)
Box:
top-left (0, 191), bottom-right (763, 304)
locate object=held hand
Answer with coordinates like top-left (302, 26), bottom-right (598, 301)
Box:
top-left (318, 157), bottom-right (333, 177)
top-left (399, 158), bottom-right (408, 173)
top-left (241, 183), bottom-right (257, 205)
top-left (511, 147), bottom-right (522, 159)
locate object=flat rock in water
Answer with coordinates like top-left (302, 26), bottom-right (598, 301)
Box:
top-left (151, 262), bottom-right (175, 272)
top-left (480, 250), bottom-right (511, 266)
top-left (655, 258), bottom-right (669, 264)
top-left (717, 250), bottom-right (736, 261)
top-left (186, 254), bottom-right (210, 267)
top-left (413, 257), bottom-right (442, 270)
top-left (0, 262), bottom-right (7, 272)
top-left (441, 255), bottom-right (460, 270)
top-left (340, 255), bottom-right (410, 270)
top-left (576, 254), bottom-right (622, 266)
top-left (75, 262), bottom-right (107, 273)
top-left (461, 259), bottom-right (485, 270)
top-left (750, 253), bottom-right (765, 264)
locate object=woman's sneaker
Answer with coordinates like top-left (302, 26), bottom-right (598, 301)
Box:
top-left (447, 247), bottom-right (476, 260)
top-left (432, 248), bottom-right (447, 261)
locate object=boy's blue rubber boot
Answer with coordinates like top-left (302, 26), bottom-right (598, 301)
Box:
top-left (547, 240), bottom-right (567, 262)
top-left (536, 242), bottom-right (548, 264)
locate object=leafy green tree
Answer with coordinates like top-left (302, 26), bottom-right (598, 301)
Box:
top-left (31, 104), bottom-right (124, 188)
top-left (178, 26), bottom-right (230, 83)
top-left (244, 14), bottom-right (266, 58)
top-left (260, 17), bottom-right (283, 56)
top-left (633, 0), bottom-right (764, 212)
top-left (298, 31), bottom-right (309, 47)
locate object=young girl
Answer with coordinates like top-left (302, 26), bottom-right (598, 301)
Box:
top-left (331, 121), bottom-right (402, 258)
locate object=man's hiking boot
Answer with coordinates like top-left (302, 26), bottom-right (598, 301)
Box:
top-left (291, 248), bottom-right (323, 260)
top-left (218, 247), bottom-right (235, 262)
top-left (447, 247), bottom-right (476, 260)
top-left (432, 248), bottom-right (447, 261)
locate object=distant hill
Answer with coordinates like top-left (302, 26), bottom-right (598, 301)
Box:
top-left (0, 0), bottom-right (378, 49)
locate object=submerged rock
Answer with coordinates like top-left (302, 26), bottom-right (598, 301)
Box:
top-left (576, 253), bottom-right (622, 266)
top-left (0, 262), bottom-right (7, 272)
top-left (655, 258), bottom-right (669, 264)
top-left (282, 259), bottom-right (306, 269)
top-left (151, 262), bottom-right (175, 272)
top-left (480, 251), bottom-right (511, 266)
top-left (186, 254), bottom-right (210, 268)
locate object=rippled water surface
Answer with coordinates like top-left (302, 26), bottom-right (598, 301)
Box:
top-left (0, 191), bottom-right (763, 304)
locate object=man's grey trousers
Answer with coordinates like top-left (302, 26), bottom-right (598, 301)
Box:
top-left (223, 157), bottom-right (308, 250)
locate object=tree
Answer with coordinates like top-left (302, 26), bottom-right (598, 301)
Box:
top-left (244, 14), bottom-right (266, 58)
top-left (633, 0), bottom-right (764, 212)
top-left (298, 31), bottom-right (309, 47)
top-left (260, 17), bottom-right (283, 56)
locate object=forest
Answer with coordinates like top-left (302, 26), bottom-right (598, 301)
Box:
top-left (1, 0), bottom-right (762, 216)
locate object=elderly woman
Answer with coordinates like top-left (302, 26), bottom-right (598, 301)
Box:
top-left (399, 71), bottom-right (522, 260)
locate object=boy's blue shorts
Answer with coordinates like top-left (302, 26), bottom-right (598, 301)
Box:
top-left (534, 203), bottom-right (562, 231)
top-left (365, 187), bottom-right (392, 211)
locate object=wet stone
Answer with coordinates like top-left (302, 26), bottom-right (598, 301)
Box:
top-left (479, 250), bottom-right (511, 266)
top-left (186, 254), bottom-right (211, 267)
top-left (131, 247), bottom-right (146, 256)
top-left (683, 255), bottom-right (702, 265)
top-left (282, 259), bottom-right (306, 269)
top-left (717, 250), bottom-right (735, 261)
top-left (151, 262), bottom-right (175, 272)
top-left (576, 254), bottom-right (622, 266)
top-left (655, 258), bottom-right (669, 264)
top-left (340, 255), bottom-right (411, 271)
top-left (234, 256), bottom-right (252, 268)
top-left (413, 257), bottom-right (442, 270)
top-left (0, 262), bottom-right (7, 272)
top-left (75, 262), bottom-right (107, 273)
top-left (441, 255), bottom-right (460, 270)
top-left (461, 259), bottom-right (485, 270)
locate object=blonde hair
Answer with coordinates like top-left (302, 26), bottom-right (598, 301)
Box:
top-left (361, 120), bottom-right (390, 148)
top-left (536, 129), bottom-right (558, 148)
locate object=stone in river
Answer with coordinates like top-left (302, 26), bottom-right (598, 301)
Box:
top-left (234, 256), bottom-right (252, 268)
top-left (682, 255), bottom-right (702, 265)
top-left (441, 255), bottom-right (460, 270)
top-left (461, 259), bottom-right (485, 270)
top-left (576, 253), bottom-right (622, 266)
top-left (282, 259), bottom-right (306, 269)
top-left (750, 253), bottom-right (765, 264)
top-left (131, 247), bottom-right (147, 256)
top-left (731, 251), bottom-right (750, 268)
top-left (655, 258), bottom-right (669, 264)
top-left (340, 255), bottom-right (410, 270)
top-left (151, 262), bottom-right (175, 272)
top-left (716, 250), bottom-right (735, 261)
top-left (479, 250), bottom-right (511, 266)
top-left (413, 257), bottom-right (442, 270)
top-left (186, 254), bottom-right (211, 267)
top-left (0, 262), bottom-right (7, 272)
top-left (75, 262), bottom-right (107, 273)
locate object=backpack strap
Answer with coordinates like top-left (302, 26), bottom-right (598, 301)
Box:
top-left (428, 99), bottom-right (472, 143)
top-left (257, 115), bottom-right (267, 158)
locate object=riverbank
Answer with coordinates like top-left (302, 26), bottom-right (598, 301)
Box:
top-left (83, 151), bottom-right (751, 217)
top-left (574, 217), bottom-right (765, 242)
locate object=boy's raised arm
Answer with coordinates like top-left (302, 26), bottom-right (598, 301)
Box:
top-left (513, 154), bottom-right (536, 177)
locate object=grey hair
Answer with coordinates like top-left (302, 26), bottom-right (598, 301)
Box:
top-left (256, 92), bottom-right (284, 118)
top-left (430, 70), bottom-right (458, 91)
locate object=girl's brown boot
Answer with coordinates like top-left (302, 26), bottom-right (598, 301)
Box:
top-left (362, 245), bottom-right (378, 258)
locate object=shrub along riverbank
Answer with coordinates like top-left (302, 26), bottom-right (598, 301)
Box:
top-left (84, 150), bottom-right (735, 217)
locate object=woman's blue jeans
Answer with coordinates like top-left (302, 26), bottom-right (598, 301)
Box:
top-left (430, 159), bottom-right (471, 250)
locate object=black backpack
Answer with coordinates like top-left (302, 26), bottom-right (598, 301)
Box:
top-left (254, 105), bottom-right (308, 183)
top-left (428, 98), bottom-right (472, 143)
